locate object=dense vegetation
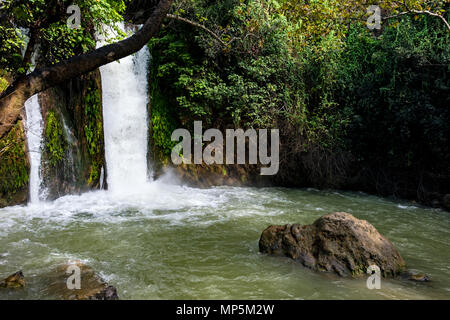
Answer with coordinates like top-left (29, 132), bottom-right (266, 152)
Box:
top-left (149, 0), bottom-right (450, 204)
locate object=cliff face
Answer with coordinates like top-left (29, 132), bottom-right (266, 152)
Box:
top-left (39, 70), bottom-right (106, 200)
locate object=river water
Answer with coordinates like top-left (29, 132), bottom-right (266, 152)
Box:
top-left (0, 183), bottom-right (449, 299)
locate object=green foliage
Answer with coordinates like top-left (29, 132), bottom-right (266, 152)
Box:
top-left (84, 85), bottom-right (102, 157)
top-left (148, 47), bottom-right (179, 156)
top-left (149, 0), bottom-right (348, 152)
top-left (151, 90), bottom-right (178, 156)
top-left (40, 22), bottom-right (96, 64)
top-left (45, 110), bottom-right (67, 167)
top-left (149, 0), bottom-right (449, 193)
top-left (83, 82), bottom-right (104, 184)
top-left (0, 26), bottom-right (26, 73)
top-left (0, 0), bottom-right (126, 73)
top-left (150, 1), bottom-right (292, 128)
top-left (279, 0), bottom-right (449, 48)
top-left (339, 16), bottom-right (450, 172)
top-left (0, 73), bottom-right (9, 93)
top-left (0, 122), bottom-right (29, 198)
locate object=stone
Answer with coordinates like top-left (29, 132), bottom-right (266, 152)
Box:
top-left (0, 270), bottom-right (26, 288)
top-left (89, 285), bottom-right (119, 300)
top-left (259, 212), bottom-right (406, 277)
top-left (431, 199), bottom-right (440, 208)
top-left (399, 270), bottom-right (430, 282)
top-left (42, 261), bottom-right (119, 300)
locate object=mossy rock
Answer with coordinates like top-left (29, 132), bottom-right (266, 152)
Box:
top-left (42, 261), bottom-right (119, 300)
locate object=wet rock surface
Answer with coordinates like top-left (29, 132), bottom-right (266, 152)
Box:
top-left (0, 271), bottom-right (26, 289)
top-left (259, 212), bottom-right (407, 277)
top-left (42, 261), bottom-right (119, 300)
top-left (398, 270), bottom-right (431, 282)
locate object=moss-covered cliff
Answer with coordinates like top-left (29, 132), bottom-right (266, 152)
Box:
top-left (39, 70), bottom-right (106, 200)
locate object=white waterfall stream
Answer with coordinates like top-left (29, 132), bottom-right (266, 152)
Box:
top-left (99, 25), bottom-right (151, 193)
top-left (22, 27), bottom-right (45, 204)
top-left (24, 95), bottom-right (44, 203)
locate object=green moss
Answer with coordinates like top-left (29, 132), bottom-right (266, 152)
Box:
top-left (45, 110), bottom-right (66, 167)
top-left (0, 70), bottom-right (8, 94)
top-left (351, 264), bottom-right (366, 277)
top-left (83, 81), bottom-right (104, 185)
top-left (151, 89), bottom-right (178, 156)
top-left (0, 122), bottom-right (29, 199)
top-left (87, 161), bottom-right (100, 185)
top-left (0, 76), bottom-right (8, 93)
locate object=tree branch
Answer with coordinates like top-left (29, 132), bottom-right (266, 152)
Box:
top-left (384, 9), bottom-right (450, 32)
top-left (20, 28), bottom-right (39, 73)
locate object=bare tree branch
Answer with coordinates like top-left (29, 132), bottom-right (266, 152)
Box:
top-left (166, 14), bottom-right (228, 47)
top-left (384, 9), bottom-right (450, 32)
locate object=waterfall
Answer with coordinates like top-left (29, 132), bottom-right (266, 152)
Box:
top-left (20, 28), bottom-right (45, 203)
top-left (99, 24), bottom-right (150, 193)
top-left (24, 95), bottom-right (44, 203)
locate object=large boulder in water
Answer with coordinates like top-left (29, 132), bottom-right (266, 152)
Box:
top-left (259, 212), bottom-right (406, 277)
top-left (39, 69), bottom-right (106, 200)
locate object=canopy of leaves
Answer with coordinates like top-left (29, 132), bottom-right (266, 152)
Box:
top-left (0, 0), bottom-right (126, 79)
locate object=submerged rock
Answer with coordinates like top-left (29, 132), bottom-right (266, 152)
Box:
top-left (259, 212), bottom-right (406, 277)
top-left (399, 270), bottom-right (430, 282)
top-left (0, 270), bottom-right (26, 288)
top-left (89, 285), bottom-right (119, 300)
top-left (42, 261), bottom-right (119, 300)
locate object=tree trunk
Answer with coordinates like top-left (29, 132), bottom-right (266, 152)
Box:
top-left (0, 0), bottom-right (174, 140)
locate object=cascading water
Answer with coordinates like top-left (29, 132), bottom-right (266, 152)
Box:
top-left (24, 95), bottom-right (44, 203)
top-left (99, 24), bottom-right (150, 193)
